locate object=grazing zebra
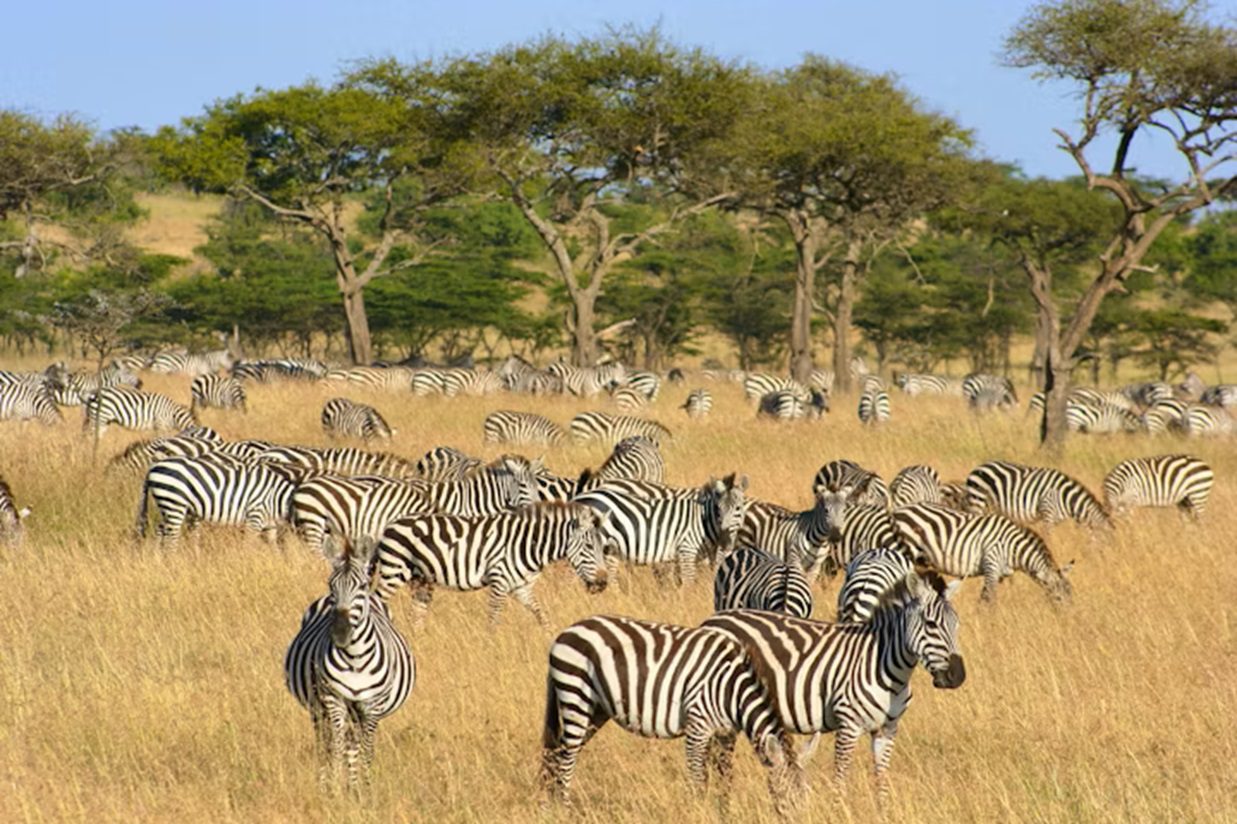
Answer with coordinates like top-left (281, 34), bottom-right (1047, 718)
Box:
top-left (439, 368), bottom-right (503, 397)
top-left (1200, 384), bottom-right (1237, 409)
top-left (610, 385), bottom-right (648, 412)
top-left (483, 411), bottom-right (565, 446)
top-left (1103, 454), bottom-right (1214, 522)
top-left (813, 459), bottom-right (890, 509)
top-left (1121, 381), bottom-right (1174, 408)
top-left (541, 615), bottom-right (794, 813)
top-left (893, 372), bottom-right (960, 397)
top-left (149, 349), bottom-right (234, 376)
top-left (623, 370), bottom-right (663, 401)
top-left (965, 460), bottom-right (1111, 531)
top-left (374, 501), bottom-right (609, 627)
top-left (682, 388), bottom-right (713, 419)
top-left (714, 547), bottom-right (814, 618)
top-left (894, 502), bottom-right (1073, 604)
top-left (190, 375), bottom-right (247, 412)
top-left (83, 387), bottom-right (196, 436)
top-left (580, 435), bottom-right (665, 486)
top-left (569, 411), bottom-right (671, 446)
top-left (257, 445), bottom-right (420, 480)
top-left (547, 362), bottom-right (626, 398)
top-left (413, 445), bottom-right (482, 481)
top-left (575, 475), bottom-right (748, 585)
top-left (829, 503), bottom-right (904, 577)
top-left (53, 363), bottom-right (143, 405)
top-left (1, 476), bottom-right (31, 548)
top-left (890, 465), bottom-right (942, 508)
top-left (0, 382), bottom-right (62, 425)
top-left (808, 369), bottom-right (835, 394)
top-left (325, 366), bottom-right (415, 392)
top-left (321, 397), bottom-right (394, 442)
top-left (284, 532), bottom-right (414, 791)
top-left (738, 488), bottom-right (847, 570)
top-left (136, 454), bottom-right (299, 548)
top-left (938, 481), bottom-right (971, 512)
top-left (1030, 387), bottom-right (1136, 414)
top-left (231, 358), bottom-right (327, 382)
top-left (106, 429), bottom-right (227, 474)
top-left (962, 373), bottom-right (1017, 407)
top-left (744, 373), bottom-right (806, 403)
top-left (857, 389), bottom-right (891, 425)
top-left (1066, 401), bottom-right (1141, 434)
top-left (836, 547), bottom-right (915, 623)
top-left (757, 389), bottom-right (827, 420)
top-left (1141, 398), bottom-right (1189, 434)
top-left (702, 571), bottom-right (966, 805)
top-left (1180, 404), bottom-right (1234, 437)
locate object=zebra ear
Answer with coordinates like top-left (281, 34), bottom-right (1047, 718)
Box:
top-left (943, 580), bottom-right (963, 601)
top-left (736, 474), bottom-right (749, 492)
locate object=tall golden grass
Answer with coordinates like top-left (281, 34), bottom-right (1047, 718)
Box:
top-left (1, 369), bottom-right (1233, 823)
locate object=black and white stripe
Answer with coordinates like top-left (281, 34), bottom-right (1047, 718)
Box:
top-left (321, 397), bottom-right (394, 442)
top-left (323, 366), bottom-right (415, 392)
top-left (106, 429), bottom-right (227, 474)
top-left (284, 533), bottom-right (414, 790)
top-left (738, 490), bottom-right (846, 570)
top-left (413, 445), bottom-right (482, 481)
top-left (835, 547), bottom-right (915, 623)
top-left (962, 373), bottom-right (1017, 408)
top-left (0, 476), bottom-right (31, 548)
top-left (83, 387), bottom-right (196, 436)
top-left (0, 382), bottom-right (62, 425)
top-left (757, 389), bottom-right (827, 420)
top-left (714, 547), bottom-right (813, 618)
top-left (744, 373), bottom-right (806, 403)
top-left (231, 358), bottom-right (327, 382)
top-left (547, 362), bottom-right (626, 398)
top-left (53, 363), bottom-right (142, 405)
top-left (257, 445), bottom-right (420, 480)
top-left (857, 389), bottom-right (891, 425)
top-left (965, 460), bottom-right (1111, 531)
top-left (812, 459), bottom-right (890, 509)
top-left (889, 465), bottom-right (942, 508)
top-left (610, 385), bottom-right (649, 412)
top-left (1180, 404), bottom-right (1233, 437)
top-left (483, 411), bottom-right (565, 446)
top-left (893, 372), bottom-right (960, 397)
top-left (1103, 454), bottom-right (1214, 522)
top-left (682, 388), bottom-right (713, 419)
top-left (569, 411), bottom-right (671, 446)
top-left (828, 503), bottom-right (903, 577)
top-left (149, 349), bottom-right (234, 376)
top-left (190, 375), bottom-right (247, 412)
top-left (580, 436), bottom-right (665, 486)
top-left (1200, 384), bottom-right (1237, 409)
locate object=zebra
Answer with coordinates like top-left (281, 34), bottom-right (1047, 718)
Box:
top-left (438, 368), bottom-right (503, 397)
top-left (231, 358), bottom-right (327, 382)
top-left (1103, 454), bottom-right (1214, 522)
top-left (623, 370), bottom-right (663, 401)
top-left (743, 373), bottom-right (805, 403)
top-left (962, 373), bottom-right (1017, 407)
top-left (569, 411), bottom-right (671, 446)
top-left (714, 547), bottom-right (814, 618)
top-left (547, 362), bottom-right (626, 398)
top-left (574, 474), bottom-right (748, 585)
top-left (701, 571), bottom-right (966, 806)
top-left (135, 453), bottom-right (299, 548)
top-left (836, 547), bottom-right (915, 623)
top-left (190, 375), bottom-right (247, 412)
top-left (373, 501), bottom-right (609, 627)
top-left (321, 397), bottom-right (394, 442)
top-left (857, 389), bottom-right (891, 425)
top-left (737, 487), bottom-right (847, 571)
top-left (1141, 398), bottom-right (1189, 434)
top-left (83, 387), bottom-right (196, 436)
top-left (1200, 384), bottom-right (1237, 409)
top-left (1066, 401), bottom-right (1141, 434)
top-left (828, 503), bottom-right (904, 578)
top-left (610, 385), bottom-right (648, 412)
top-left (283, 532), bottom-right (414, 791)
top-left (757, 389), bottom-right (827, 420)
top-left (965, 460), bottom-right (1111, 532)
top-left (894, 502), bottom-right (1073, 604)
top-left (938, 481), bottom-right (971, 512)
top-left (149, 349), bottom-right (234, 376)
top-left (682, 388), bottom-right (713, 419)
top-left (324, 366), bottom-right (415, 391)
top-left (1, 476), bottom-right (31, 548)
top-left (106, 429), bottom-right (228, 474)
top-left (1121, 381), bottom-right (1174, 408)
top-left (483, 411), bottom-right (565, 446)
top-left (413, 445), bottom-right (482, 481)
top-left (808, 369), bottom-right (836, 394)
top-left (579, 436), bottom-right (665, 486)
top-left (893, 372), bottom-right (960, 397)
top-left (53, 363), bottom-right (142, 405)
top-left (0, 382), bottom-right (63, 425)
top-left (540, 615), bottom-right (794, 813)
top-left (1030, 387), bottom-right (1137, 414)
top-left (889, 465), bottom-right (942, 508)
top-left (813, 459), bottom-right (891, 509)
top-left (1180, 404), bottom-right (1234, 437)
top-left (257, 445), bottom-right (420, 480)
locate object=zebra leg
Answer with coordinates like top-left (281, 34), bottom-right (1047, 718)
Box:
top-left (832, 724), bottom-right (862, 789)
top-left (319, 694), bottom-right (351, 793)
top-left (486, 586), bottom-right (510, 627)
top-left (709, 732), bottom-right (737, 819)
top-left (870, 720), bottom-right (899, 808)
top-left (357, 712), bottom-right (380, 788)
top-left (311, 706), bottom-right (333, 789)
top-left (509, 582), bottom-right (549, 629)
top-left (408, 580), bottom-right (433, 630)
top-left (684, 721), bottom-right (714, 789)
top-left (676, 546), bottom-right (698, 586)
top-left (980, 555), bottom-right (1002, 603)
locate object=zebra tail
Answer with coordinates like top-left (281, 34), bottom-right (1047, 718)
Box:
top-left (541, 672), bottom-right (563, 751)
top-left (134, 476), bottom-right (151, 539)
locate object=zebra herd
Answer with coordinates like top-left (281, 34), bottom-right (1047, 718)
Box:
top-left (0, 350), bottom-right (1227, 811)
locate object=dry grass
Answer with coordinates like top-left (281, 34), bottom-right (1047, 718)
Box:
top-left (0, 367), bottom-right (1234, 824)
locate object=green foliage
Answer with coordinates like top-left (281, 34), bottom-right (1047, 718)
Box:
top-left (49, 286), bottom-right (174, 368)
top-left (1186, 210), bottom-right (1237, 310)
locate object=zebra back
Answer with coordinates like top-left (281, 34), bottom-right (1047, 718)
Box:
top-left (714, 547), bottom-right (814, 618)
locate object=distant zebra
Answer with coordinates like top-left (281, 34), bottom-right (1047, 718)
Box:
top-left (53, 364), bottom-right (142, 405)
top-left (962, 373), bottom-right (1017, 404)
top-left (190, 375), bottom-right (247, 412)
top-left (738, 489), bottom-right (847, 571)
top-left (440, 368), bottom-right (503, 397)
top-left (84, 387), bottom-right (196, 436)
top-left (1066, 401), bottom-right (1141, 434)
top-left (835, 547), bottom-right (915, 623)
top-left (857, 389), bottom-right (891, 425)
top-left (547, 362), bottom-right (626, 398)
top-left (744, 373), bottom-right (806, 403)
top-left (1, 476), bottom-right (31, 548)
top-left (1200, 384), bottom-right (1237, 409)
top-left (702, 572), bottom-right (965, 805)
top-left (1121, 381), bottom-right (1174, 408)
top-left (808, 369), bottom-right (835, 394)
top-left (284, 532), bottom-right (414, 791)
top-left (106, 429), bottom-right (227, 474)
top-left (149, 349), bottom-right (233, 376)
top-left (965, 460), bottom-right (1111, 531)
top-left (232, 358), bottom-right (327, 382)
top-left (579, 436), bottom-right (665, 486)
top-left (136, 454), bottom-right (298, 548)
top-left (610, 385), bottom-right (649, 412)
top-left (569, 411), bottom-right (671, 446)
top-left (374, 501), bottom-right (609, 627)
top-left (895, 502), bottom-right (1073, 604)
top-left (0, 383), bottom-right (62, 425)
top-left (682, 388), bottom-right (713, 419)
top-left (541, 615), bottom-right (793, 812)
top-left (1180, 404), bottom-right (1233, 437)
top-left (414, 445), bottom-right (482, 481)
top-left (326, 366), bottom-right (414, 392)
top-left (1141, 398), bottom-right (1189, 434)
top-left (666, 367), bottom-right (686, 384)
top-left (894, 372), bottom-right (960, 397)
top-left (257, 445), bottom-right (419, 480)
top-left (575, 475), bottom-right (748, 585)
top-left (714, 547), bottom-right (814, 618)
top-left (623, 370), bottom-right (662, 401)
top-left (483, 411), bottom-right (565, 446)
top-left (321, 398), bottom-right (394, 442)
top-left (757, 389), bottom-right (827, 420)
top-left (813, 459), bottom-right (890, 509)
top-left (1103, 454), bottom-right (1214, 522)
top-left (889, 465), bottom-right (942, 508)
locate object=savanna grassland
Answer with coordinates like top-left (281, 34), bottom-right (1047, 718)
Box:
top-left (1, 365), bottom-right (1234, 824)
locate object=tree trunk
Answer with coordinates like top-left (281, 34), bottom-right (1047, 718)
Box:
top-left (1041, 343), bottom-right (1071, 453)
top-left (787, 212), bottom-right (817, 383)
top-left (832, 240), bottom-right (861, 395)
top-left (342, 289), bottom-right (373, 366)
top-left (570, 292), bottom-right (599, 367)
top-left (1030, 310), bottom-right (1051, 384)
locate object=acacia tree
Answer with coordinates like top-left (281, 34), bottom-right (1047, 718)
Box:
top-left (1004, 0), bottom-right (1236, 448)
top-left (375, 30), bottom-right (748, 366)
top-left (153, 83), bottom-right (458, 364)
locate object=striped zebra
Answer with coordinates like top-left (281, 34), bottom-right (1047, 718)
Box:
top-left (828, 503), bottom-right (904, 578)
top-left (857, 389), bottom-right (891, 425)
top-left (808, 369), bottom-right (835, 394)
top-left (190, 375), bottom-right (247, 412)
top-left (106, 429), bottom-right (227, 474)
top-left (547, 362), bottom-right (626, 398)
top-left (890, 465), bottom-right (942, 508)
top-left (83, 387), bottom-right (196, 436)
top-left (702, 571), bottom-right (966, 805)
top-left (1121, 381), bottom-right (1174, 408)
top-left (1200, 384), bottom-right (1237, 409)
top-left (1066, 401), bottom-right (1141, 434)
top-left (569, 411), bottom-right (671, 446)
top-left (938, 481), bottom-right (971, 512)
top-left (1180, 404), bottom-right (1233, 437)
top-left (580, 436), bottom-right (665, 486)
top-left (135, 453), bottom-right (299, 548)
top-left (757, 389), bottom-right (828, 420)
top-left (0, 382), bottom-right (62, 425)
top-left (623, 370), bottom-right (663, 401)
top-left (813, 459), bottom-right (891, 509)
top-left (744, 373), bottom-right (806, 403)
top-left (965, 460), bottom-right (1111, 531)
top-left (440, 368), bottom-right (503, 397)
top-left (893, 372), bottom-right (960, 397)
top-left (324, 366), bottom-right (415, 392)
top-left (610, 385), bottom-right (648, 412)
top-left (231, 358), bottom-right (327, 382)
top-left (0, 362), bottom-right (68, 394)
top-left (483, 411), bottom-right (565, 446)
top-left (53, 364), bottom-right (143, 405)
top-left (413, 445), bottom-right (482, 481)
top-left (1141, 398), bottom-right (1189, 434)
top-left (894, 502), bottom-right (1073, 604)
top-left (1103, 454), bottom-right (1214, 522)
top-left (1030, 387), bottom-right (1136, 414)
top-left (149, 349), bottom-right (234, 376)
top-left (682, 388), bottom-right (713, 419)
top-left (714, 547), bottom-right (814, 618)
top-left (540, 615), bottom-right (794, 813)
top-left (284, 532), bottom-right (414, 791)
top-left (836, 547), bottom-right (915, 623)
top-left (321, 397), bottom-right (394, 442)
top-left (737, 489), bottom-right (847, 570)
top-left (575, 475), bottom-right (748, 585)
top-left (373, 501), bottom-right (609, 627)
top-left (257, 445), bottom-right (420, 480)
top-left (1, 476), bottom-right (31, 548)
top-left (962, 373), bottom-right (1017, 405)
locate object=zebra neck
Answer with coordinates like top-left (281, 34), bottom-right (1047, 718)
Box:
top-left (873, 608), bottom-right (918, 685)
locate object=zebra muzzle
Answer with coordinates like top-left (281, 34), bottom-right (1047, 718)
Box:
top-left (932, 654), bottom-right (966, 689)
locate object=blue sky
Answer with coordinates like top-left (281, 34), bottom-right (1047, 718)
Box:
top-left (4, 0), bottom-right (1223, 180)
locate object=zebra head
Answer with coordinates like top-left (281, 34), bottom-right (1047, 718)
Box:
top-left (811, 486), bottom-right (849, 544)
top-left (564, 505), bottom-right (610, 594)
top-left (903, 572), bottom-right (966, 690)
top-left (325, 533), bottom-right (378, 647)
top-left (498, 455), bottom-right (544, 509)
top-left (702, 474), bottom-right (749, 555)
top-left (1037, 560), bottom-right (1074, 605)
